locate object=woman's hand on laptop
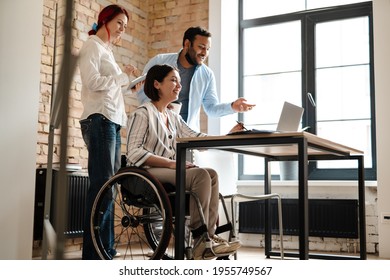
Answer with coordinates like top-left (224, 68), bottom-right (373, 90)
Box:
top-left (228, 122), bottom-right (246, 134)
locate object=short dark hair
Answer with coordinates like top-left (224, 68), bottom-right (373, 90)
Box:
top-left (182, 26), bottom-right (212, 47)
top-left (144, 64), bottom-right (176, 101)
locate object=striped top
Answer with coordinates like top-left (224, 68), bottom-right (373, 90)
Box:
top-left (126, 102), bottom-right (206, 167)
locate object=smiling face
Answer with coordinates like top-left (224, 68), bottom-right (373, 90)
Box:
top-left (154, 70), bottom-right (182, 103)
top-left (184, 35), bottom-right (211, 65)
top-left (106, 13), bottom-right (128, 42)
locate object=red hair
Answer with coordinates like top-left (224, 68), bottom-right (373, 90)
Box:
top-left (88, 4), bottom-right (129, 36)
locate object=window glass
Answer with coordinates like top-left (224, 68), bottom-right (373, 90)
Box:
top-left (315, 17), bottom-right (371, 169)
top-left (243, 0), bottom-right (305, 19)
top-left (317, 120), bottom-right (372, 168)
top-left (307, 0), bottom-right (368, 10)
top-left (240, 0), bottom-right (374, 180)
top-left (243, 156), bottom-right (265, 175)
top-left (243, 22), bottom-right (301, 75)
top-left (241, 21), bottom-right (302, 177)
top-left (243, 72), bottom-right (302, 127)
top-left (316, 17), bottom-right (370, 67)
top-left (242, 0), bottom-right (367, 20)
top-left (243, 21), bottom-right (302, 129)
top-left (316, 66), bottom-right (371, 121)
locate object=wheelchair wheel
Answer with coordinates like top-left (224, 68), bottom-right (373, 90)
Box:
top-left (91, 167), bottom-right (173, 260)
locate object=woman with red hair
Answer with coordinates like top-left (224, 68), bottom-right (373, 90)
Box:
top-left (78, 4), bottom-right (138, 260)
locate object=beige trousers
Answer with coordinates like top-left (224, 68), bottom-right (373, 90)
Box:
top-left (147, 167), bottom-right (219, 236)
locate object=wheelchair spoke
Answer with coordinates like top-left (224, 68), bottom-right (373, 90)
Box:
top-left (90, 168), bottom-right (173, 260)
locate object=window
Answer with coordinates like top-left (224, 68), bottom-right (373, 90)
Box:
top-left (239, 1), bottom-right (375, 180)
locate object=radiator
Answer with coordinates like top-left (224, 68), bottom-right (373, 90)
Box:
top-left (239, 198), bottom-right (359, 238)
top-left (34, 168), bottom-right (90, 240)
top-left (64, 173), bottom-right (89, 237)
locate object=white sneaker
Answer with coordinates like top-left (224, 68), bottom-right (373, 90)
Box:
top-left (211, 235), bottom-right (242, 251)
top-left (193, 236), bottom-right (233, 260)
top-left (193, 238), bottom-right (217, 260)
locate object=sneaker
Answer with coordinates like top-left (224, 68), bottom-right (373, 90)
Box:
top-left (210, 234), bottom-right (228, 245)
top-left (227, 239), bottom-right (242, 251)
top-left (211, 235), bottom-right (242, 251)
top-left (192, 238), bottom-right (217, 260)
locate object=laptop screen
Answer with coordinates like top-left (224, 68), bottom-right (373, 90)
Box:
top-left (276, 102), bottom-right (304, 132)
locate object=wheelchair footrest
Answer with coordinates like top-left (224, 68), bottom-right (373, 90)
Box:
top-left (191, 224), bottom-right (208, 240)
top-left (215, 222), bottom-right (233, 235)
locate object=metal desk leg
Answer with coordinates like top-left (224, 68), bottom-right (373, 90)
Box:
top-left (175, 143), bottom-right (187, 259)
top-left (298, 138), bottom-right (309, 260)
top-left (357, 155), bottom-right (367, 259)
top-left (264, 158), bottom-right (272, 258)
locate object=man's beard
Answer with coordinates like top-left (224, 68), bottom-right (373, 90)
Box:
top-left (185, 47), bottom-right (199, 66)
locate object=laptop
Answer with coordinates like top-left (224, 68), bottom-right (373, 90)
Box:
top-left (276, 101), bottom-right (304, 132)
top-left (229, 101), bottom-right (304, 135)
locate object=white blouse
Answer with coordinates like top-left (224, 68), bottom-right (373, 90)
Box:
top-left (79, 35), bottom-right (129, 126)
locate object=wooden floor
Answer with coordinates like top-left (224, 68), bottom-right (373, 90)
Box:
top-left (37, 246), bottom-right (384, 260)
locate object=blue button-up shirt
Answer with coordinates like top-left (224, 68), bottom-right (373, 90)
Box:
top-left (137, 51), bottom-right (234, 131)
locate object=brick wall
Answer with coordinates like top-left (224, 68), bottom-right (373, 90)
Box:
top-left (36, 0), bottom-right (209, 170)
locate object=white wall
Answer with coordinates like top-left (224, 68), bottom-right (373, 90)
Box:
top-left (0, 0), bottom-right (43, 259)
top-left (373, 0), bottom-right (390, 259)
top-left (209, 0), bottom-right (239, 135)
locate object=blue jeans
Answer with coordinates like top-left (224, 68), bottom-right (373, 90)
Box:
top-left (80, 114), bottom-right (121, 259)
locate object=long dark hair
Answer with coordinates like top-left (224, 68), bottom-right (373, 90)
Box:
top-left (88, 5), bottom-right (129, 36)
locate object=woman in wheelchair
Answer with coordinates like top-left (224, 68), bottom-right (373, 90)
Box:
top-left (126, 64), bottom-right (242, 259)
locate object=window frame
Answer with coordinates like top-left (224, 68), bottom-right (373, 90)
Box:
top-left (238, 1), bottom-right (376, 181)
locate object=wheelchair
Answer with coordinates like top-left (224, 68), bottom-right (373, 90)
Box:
top-left (90, 165), bottom-right (235, 260)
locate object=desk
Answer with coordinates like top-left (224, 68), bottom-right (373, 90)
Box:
top-left (174, 132), bottom-right (366, 260)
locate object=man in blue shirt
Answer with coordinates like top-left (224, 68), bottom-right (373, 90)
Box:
top-left (137, 26), bottom-right (255, 131)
